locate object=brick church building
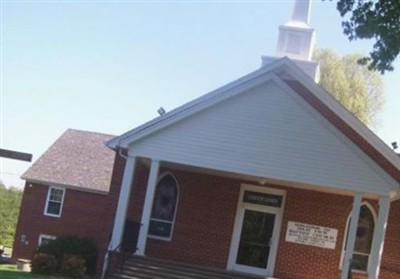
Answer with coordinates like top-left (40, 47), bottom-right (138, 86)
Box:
top-left (13, 1), bottom-right (400, 279)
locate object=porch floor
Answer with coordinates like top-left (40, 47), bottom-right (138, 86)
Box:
top-left (107, 255), bottom-right (276, 279)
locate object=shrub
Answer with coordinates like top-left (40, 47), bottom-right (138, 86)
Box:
top-left (31, 253), bottom-right (57, 275)
top-left (60, 254), bottom-right (86, 278)
top-left (37, 235), bottom-right (98, 276)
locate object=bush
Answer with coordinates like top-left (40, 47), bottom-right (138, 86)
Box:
top-left (31, 253), bottom-right (58, 275)
top-left (60, 254), bottom-right (86, 278)
top-left (36, 235), bottom-right (98, 276)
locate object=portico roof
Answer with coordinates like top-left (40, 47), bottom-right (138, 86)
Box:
top-left (107, 58), bottom-right (399, 197)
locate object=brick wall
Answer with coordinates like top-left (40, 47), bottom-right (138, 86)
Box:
top-left (12, 183), bottom-right (113, 274)
top-left (380, 200), bottom-right (400, 278)
top-left (125, 166), bottom-right (400, 279)
top-left (12, 151), bottom-right (123, 279)
top-left (15, 152), bottom-right (399, 279)
top-left (274, 188), bottom-right (352, 279)
top-left (127, 167), bottom-right (241, 269)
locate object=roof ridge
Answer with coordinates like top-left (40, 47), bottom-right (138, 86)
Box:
top-left (66, 128), bottom-right (116, 138)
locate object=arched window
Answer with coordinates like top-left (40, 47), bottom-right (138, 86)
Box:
top-left (343, 203), bottom-right (376, 271)
top-left (148, 173), bottom-right (179, 240)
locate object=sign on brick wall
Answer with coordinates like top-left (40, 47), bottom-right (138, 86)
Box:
top-left (285, 221), bottom-right (338, 249)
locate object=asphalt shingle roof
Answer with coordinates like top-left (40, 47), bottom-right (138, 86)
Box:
top-left (22, 129), bottom-right (116, 193)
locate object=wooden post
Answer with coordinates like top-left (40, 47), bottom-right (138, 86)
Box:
top-left (0, 149), bottom-right (32, 162)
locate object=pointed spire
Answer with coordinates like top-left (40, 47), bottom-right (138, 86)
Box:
top-left (291, 0), bottom-right (311, 25)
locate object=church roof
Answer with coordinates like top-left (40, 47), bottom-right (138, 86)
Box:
top-left (23, 129), bottom-right (115, 193)
top-left (107, 58), bottom-right (399, 190)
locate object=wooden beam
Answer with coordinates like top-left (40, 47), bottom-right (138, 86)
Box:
top-left (0, 148), bottom-right (32, 162)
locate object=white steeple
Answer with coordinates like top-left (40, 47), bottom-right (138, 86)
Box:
top-left (290, 0), bottom-right (311, 26)
top-left (262, 0), bottom-right (319, 81)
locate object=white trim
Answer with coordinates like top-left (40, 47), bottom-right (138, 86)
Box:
top-left (110, 156), bottom-right (136, 250)
top-left (341, 193), bottom-right (363, 279)
top-left (368, 196), bottom-right (391, 279)
top-left (44, 186), bottom-right (65, 217)
top-left (339, 201), bottom-right (377, 271)
top-left (106, 59), bottom-right (291, 150)
top-left (147, 171), bottom-right (180, 241)
top-left (280, 59), bottom-right (400, 170)
top-left (119, 72), bottom-right (275, 149)
top-left (38, 234), bottom-right (56, 246)
top-left (136, 160), bottom-right (160, 256)
top-left (24, 179), bottom-right (109, 195)
top-left (227, 184), bottom-right (286, 277)
top-left (271, 76), bottom-right (399, 194)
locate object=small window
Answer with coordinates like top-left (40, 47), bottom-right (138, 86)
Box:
top-left (44, 187), bottom-right (65, 217)
top-left (148, 173), bottom-right (179, 240)
top-left (342, 203), bottom-right (376, 272)
top-left (38, 234), bottom-right (56, 247)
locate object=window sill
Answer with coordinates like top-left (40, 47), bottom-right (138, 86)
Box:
top-left (148, 235), bottom-right (172, 242)
top-left (351, 270), bottom-right (367, 274)
top-left (44, 213), bottom-right (61, 218)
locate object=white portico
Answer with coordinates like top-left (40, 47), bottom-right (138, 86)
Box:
top-left (106, 1), bottom-right (400, 278)
top-left (107, 58), bottom-right (399, 278)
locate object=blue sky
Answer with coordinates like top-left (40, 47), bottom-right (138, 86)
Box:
top-left (1, 0), bottom-right (399, 188)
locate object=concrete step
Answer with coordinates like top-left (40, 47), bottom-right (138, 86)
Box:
top-left (107, 255), bottom-right (265, 279)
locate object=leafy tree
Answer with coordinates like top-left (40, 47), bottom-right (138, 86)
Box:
top-left (333, 0), bottom-right (400, 73)
top-left (314, 48), bottom-right (384, 127)
top-left (0, 183), bottom-right (23, 247)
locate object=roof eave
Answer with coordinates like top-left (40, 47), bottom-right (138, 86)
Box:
top-left (108, 57), bottom-right (399, 180)
top-left (280, 59), bottom-right (400, 170)
top-left (23, 178), bottom-right (110, 195)
top-left (110, 58), bottom-right (294, 150)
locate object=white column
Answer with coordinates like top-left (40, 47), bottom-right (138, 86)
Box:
top-left (368, 196), bottom-right (391, 279)
top-left (341, 192), bottom-right (363, 279)
top-left (136, 159), bottom-right (160, 256)
top-left (109, 156), bottom-right (136, 250)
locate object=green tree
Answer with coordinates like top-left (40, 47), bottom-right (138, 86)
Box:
top-left (0, 183), bottom-right (23, 247)
top-left (314, 48), bottom-right (384, 127)
top-left (333, 0), bottom-right (400, 74)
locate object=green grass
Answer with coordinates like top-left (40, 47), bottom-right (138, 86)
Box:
top-left (0, 265), bottom-right (49, 279)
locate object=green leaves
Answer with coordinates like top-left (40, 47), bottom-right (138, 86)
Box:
top-left (314, 48), bottom-right (384, 127)
top-left (0, 183), bottom-right (23, 247)
top-left (334, 0), bottom-right (400, 74)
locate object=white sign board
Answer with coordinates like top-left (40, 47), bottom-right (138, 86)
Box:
top-left (285, 221), bottom-right (338, 249)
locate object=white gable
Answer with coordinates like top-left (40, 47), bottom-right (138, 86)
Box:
top-left (128, 76), bottom-right (398, 195)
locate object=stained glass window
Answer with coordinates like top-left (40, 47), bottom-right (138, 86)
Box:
top-left (148, 174), bottom-right (179, 239)
top-left (344, 204), bottom-right (375, 271)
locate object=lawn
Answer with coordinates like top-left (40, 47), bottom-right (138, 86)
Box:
top-left (0, 264), bottom-right (48, 279)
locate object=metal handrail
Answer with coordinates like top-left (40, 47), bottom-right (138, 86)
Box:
top-left (104, 241), bottom-right (136, 278)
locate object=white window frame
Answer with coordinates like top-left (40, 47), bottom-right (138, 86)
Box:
top-left (44, 186), bottom-right (66, 217)
top-left (148, 172), bottom-right (179, 241)
top-left (38, 234), bottom-right (56, 246)
top-left (340, 201), bottom-right (377, 273)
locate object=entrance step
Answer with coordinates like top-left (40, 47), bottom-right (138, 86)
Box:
top-left (107, 255), bottom-right (273, 279)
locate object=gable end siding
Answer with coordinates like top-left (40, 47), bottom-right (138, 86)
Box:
top-left (128, 80), bottom-right (397, 194)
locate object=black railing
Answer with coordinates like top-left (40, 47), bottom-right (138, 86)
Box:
top-left (103, 220), bottom-right (141, 278)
